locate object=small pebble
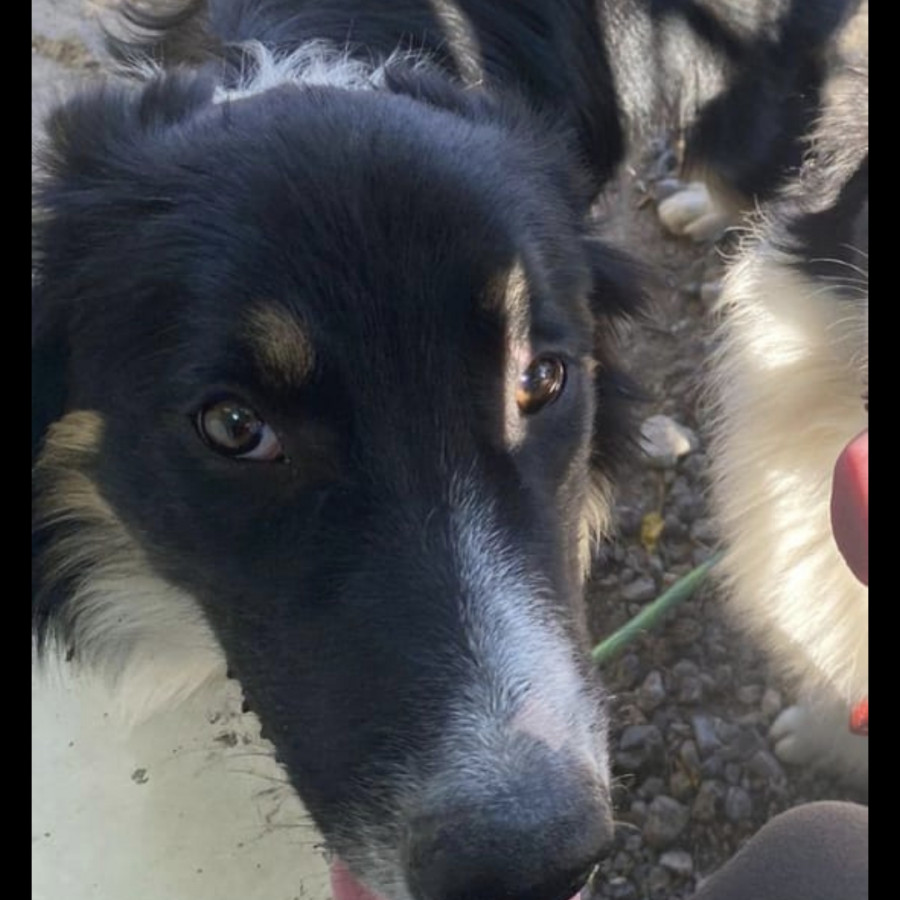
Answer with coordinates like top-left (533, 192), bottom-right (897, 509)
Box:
top-left (677, 675), bottom-right (704, 705)
top-left (659, 850), bottom-right (694, 878)
top-left (692, 545), bottom-right (716, 566)
top-left (667, 720), bottom-right (693, 741)
top-left (761, 687), bottom-right (783, 719)
top-left (662, 514), bottom-right (687, 540)
top-left (679, 740), bottom-right (702, 778)
top-left (671, 617), bottom-right (704, 646)
top-left (640, 415), bottom-right (699, 469)
top-left (622, 576), bottom-right (658, 604)
top-left (679, 453), bottom-right (708, 479)
top-left (692, 780), bottom-right (724, 823)
top-left (638, 776), bottom-right (666, 800)
top-left (712, 664), bottom-right (734, 690)
top-left (638, 670), bottom-right (667, 712)
top-left (614, 653), bottom-right (644, 690)
top-left (736, 684), bottom-right (763, 706)
top-left (747, 748), bottom-right (787, 784)
top-left (691, 714), bottom-right (723, 757)
top-left (669, 769), bottom-right (695, 801)
top-left (700, 754), bottom-right (724, 779)
top-left (643, 796), bottom-right (690, 848)
top-left (689, 517), bottom-right (718, 544)
top-left (616, 506), bottom-right (643, 536)
top-left (623, 834), bottom-right (644, 854)
top-left (724, 786), bottom-right (753, 823)
top-left (606, 876), bottom-right (638, 900)
top-left (620, 724), bottom-right (663, 753)
top-left (628, 800), bottom-right (648, 826)
top-left (647, 865), bottom-right (672, 898)
top-left (731, 725), bottom-right (765, 760)
top-left (671, 659), bottom-right (700, 679)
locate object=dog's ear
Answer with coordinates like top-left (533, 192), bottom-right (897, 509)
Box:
top-left (32, 74), bottom-right (210, 459)
top-left (33, 72), bottom-right (216, 288)
top-left (36, 71), bottom-right (215, 189)
top-left (31, 73), bottom-right (218, 462)
top-left (582, 238), bottom-right (649, 323)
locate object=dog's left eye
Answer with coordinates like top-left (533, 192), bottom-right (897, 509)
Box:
top-left (516, 356), bottom-right (567, 415)
top-left (195, 399), bottom-right (285, 461)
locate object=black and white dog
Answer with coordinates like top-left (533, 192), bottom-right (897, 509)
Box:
top-left (708, 54), bottom-right (868, 788)
top-left (31, 1), bottom-right (860, 898)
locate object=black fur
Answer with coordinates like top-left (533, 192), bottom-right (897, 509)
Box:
top-left (677, 0), bottom-right (854, 197)
top-left (33, 17), bottom-right (635, 894)
top-left (32, 1), bottom-right (860, 897)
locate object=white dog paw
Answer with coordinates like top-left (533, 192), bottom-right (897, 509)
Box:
top-left (770, 705), bottom-right (818, 764)
top-left (657, 182), bottom-right (732, 242)
top-left (770, 704), bottom-right (868, 789)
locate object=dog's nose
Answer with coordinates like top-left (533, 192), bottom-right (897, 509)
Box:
top-left (405, 745), bottom-right (612, 900)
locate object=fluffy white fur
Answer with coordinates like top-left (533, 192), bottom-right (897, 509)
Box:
top-left (708, 240), bottom-right (868, 786)
top-left (212, 40), bottom-right (429, 103)
top-left (33, 411), bottom-right (225, 720)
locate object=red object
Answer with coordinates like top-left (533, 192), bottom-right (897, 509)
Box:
top-left (830, 430), bottom-right (868, 586)
top-left (850, 696), bottom-right (868, 736)
top-left (331, 861), bottom-right (385, 900)
top-left (830, 432), bottom-right (868, 736)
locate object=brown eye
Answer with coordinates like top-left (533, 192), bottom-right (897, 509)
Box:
top-left (196, 399), bottom-right (284, 461)
top-left (516, 356), bottom-right (566, 415)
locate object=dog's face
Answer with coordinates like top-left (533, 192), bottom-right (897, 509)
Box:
top-left (33, 72), bottom-right (638, 900)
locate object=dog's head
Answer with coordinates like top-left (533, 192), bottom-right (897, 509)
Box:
top-left (32, 64), bottom-right (641, 900)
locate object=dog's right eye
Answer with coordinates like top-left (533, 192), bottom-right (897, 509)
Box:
top-left (516, 356), bottom-right (567, 415)
top-left (195, 399), bottom-right (285, 461)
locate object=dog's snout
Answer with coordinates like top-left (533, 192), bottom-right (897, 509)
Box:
top-left (405, 745), bottom-right (613, 900)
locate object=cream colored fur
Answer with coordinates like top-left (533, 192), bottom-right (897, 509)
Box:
top-left (708, 242), bottom-right (868, 786)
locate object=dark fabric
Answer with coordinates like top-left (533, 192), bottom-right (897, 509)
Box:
top-left (693, 802), bottom-right (868, 900)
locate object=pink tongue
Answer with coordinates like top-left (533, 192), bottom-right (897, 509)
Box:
top-left (830, 430), bottom-right (868, 585)
top-left (330, 861), bottom-right (581, 900)
top-left (331, 861), bottom-right (386, 900)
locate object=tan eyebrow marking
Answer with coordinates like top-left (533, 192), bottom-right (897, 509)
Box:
top-left (484, 259), bottom-right (530, 329)
top-left (244, 302), bottom-right (316, 388)
top-left (483, 260), bottom-right (533, 450)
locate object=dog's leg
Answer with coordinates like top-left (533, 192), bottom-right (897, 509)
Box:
top-left (769, 697), bottom-right (868, 791)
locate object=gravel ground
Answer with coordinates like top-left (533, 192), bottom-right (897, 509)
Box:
top-left (581, 161), bottom-right (867, 898)
top-left (32, 4), bottom-right (867, 899)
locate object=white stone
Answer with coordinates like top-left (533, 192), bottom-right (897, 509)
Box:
top-left (640, 415), bottom-right (699, 469)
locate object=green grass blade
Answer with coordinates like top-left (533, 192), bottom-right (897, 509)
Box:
top-left (591, 550), bottom-right (724, 666)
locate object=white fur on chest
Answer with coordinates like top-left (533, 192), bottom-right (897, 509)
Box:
top-left (32, 660), bottom-right (331, 900)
